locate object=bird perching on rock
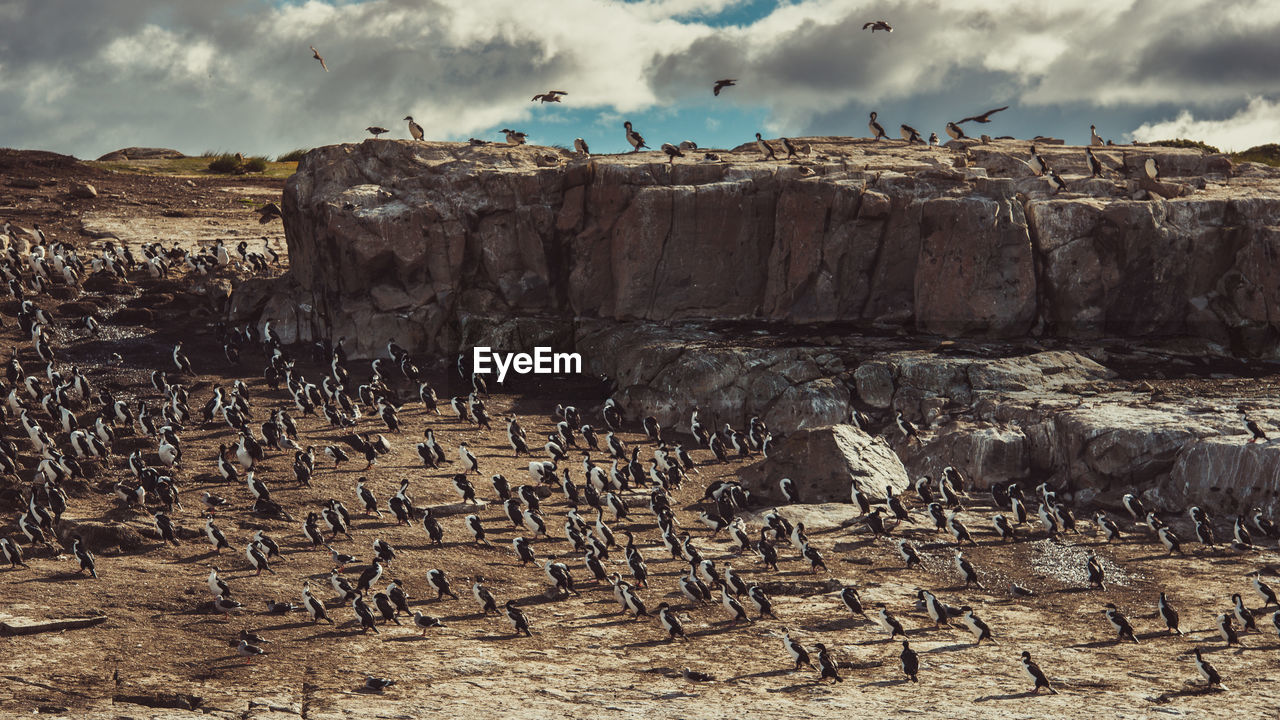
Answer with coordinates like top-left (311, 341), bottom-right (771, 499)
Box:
top-left (405, 116), bottom-right (424, 141)
top-left (624, 122), bottom-right (648, 153)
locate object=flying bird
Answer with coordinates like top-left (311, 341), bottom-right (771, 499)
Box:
top-left (713, 79), bottom-right (736, 96)
top-left (863, 21), bottom-right (893, 32)
top-left (532, 90), bottom-right (568, 103)
top-left (310, 46), bottom-right (328, 72)
top-left (256, 203), bottom-right (282, 224)
top-left (957, 106), bottom-right (1009, 124)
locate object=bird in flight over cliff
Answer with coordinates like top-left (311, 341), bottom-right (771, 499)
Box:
top-left (863, 20), bottom-right (893, 32)
top-left (310, 46), bottom-right (328, 72)
top-left (956, 106), bottom-right (1009, 124)
top-left (713, 79), bottom-right (736, 96)
top-left (532, 90), bottom-right (568, 103)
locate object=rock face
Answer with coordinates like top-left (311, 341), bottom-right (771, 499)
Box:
top-left (237, 137), bottom-right (1280, 360)
top-left (233, 135), bottom-right (1280, 523)
top-left (738, 424), bottom-right (909, 505)
top-left (95, 147), bottom-right (186, 161)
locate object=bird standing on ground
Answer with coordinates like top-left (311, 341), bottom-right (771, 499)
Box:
top-left (624, 122), bottom-right (648, 152)
top-left (405, 116), bottom-right (424, 141)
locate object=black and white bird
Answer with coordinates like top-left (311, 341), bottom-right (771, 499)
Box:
top-left (505, 600), bottom-right (532, 637)
top-left (1104, 603), bottom-right (1139, 644)
top-left (1020, 651), bottom-right (1057, 694)
top-left (781, 630), bottom-right (812, 670)
top-left (899, 641), bottom-right (919, 683)
top-left (656, 602), bottom-right (686, 641)
top-left (1192, 648), bottom-right (1226, 691)
top-left (1158, 592), bottom-right (1181, 635)
top-left (1253, 573), bottom-right (1278, 607)
top-left (624, 121), bottom-right (648, 153)
top-left (412, 611), bottom-right (443, 635)
top-left (868, 112), bottom-right (888, 141)
top-left (405, 116), bottom-right (424, 141)
top-left (961, 606), bottom-right (995, 645)
top-left (814, 643), bottom-right (841, 683)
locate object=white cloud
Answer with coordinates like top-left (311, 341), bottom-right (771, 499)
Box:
top-left (1130, 97), bottom-right (1280, 152)
top-left (0, 0), bottom-right (1278, 156)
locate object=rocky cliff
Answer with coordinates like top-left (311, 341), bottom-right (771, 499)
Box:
top-left (231, 136), bottom-right (1280, 516)
top-left (234, 136), bottom-right (1280, 359)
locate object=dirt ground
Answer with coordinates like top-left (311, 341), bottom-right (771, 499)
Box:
top-left (2, 151), bottom-right (1279, 720)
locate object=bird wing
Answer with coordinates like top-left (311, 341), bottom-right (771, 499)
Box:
top-left (549, 90), bottom-right (568, 95)
top-left (957, 106), bottom-right (1009, 124)
top-left (862, 22), bottom-right (874, 28)
top-left (531, 94), bottom-right (544, 101)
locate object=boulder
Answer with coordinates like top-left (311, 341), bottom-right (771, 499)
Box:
top-left (95, 147), bottom-right (185, 161)
top-left (738, 424), bottom-right (909, 505)
top-left (69, 181), bottom-right (97, 199)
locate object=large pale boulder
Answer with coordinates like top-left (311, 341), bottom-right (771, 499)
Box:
top-left (738, 424), bottom-right (909, 505)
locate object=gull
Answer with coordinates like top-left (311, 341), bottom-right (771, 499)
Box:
top-left (310, 46), bottom-right (328, 72)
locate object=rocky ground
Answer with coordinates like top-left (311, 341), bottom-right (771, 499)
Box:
top-left (2, 151), bottom-right (1280, 720)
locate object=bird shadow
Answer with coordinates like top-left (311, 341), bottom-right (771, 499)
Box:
top-left (863, 678), bottom-right (912, 688)
top-left (622, 638), bottom-right (677, 649)
top-left (974, 691), bottom-right (1039, 702)
top-left (728, 668), bottom-right (794, 681)
top-left (587, 617), bottom-right (643, 628)
top-left (257, 620), bottom-right (316, 632)
top-left (1151, 685), bottom-right (1225, 701)
top-left (1071, 638), bottom-right (1133, 649)
top-left (690, 623), bottom-right (750, 638)
top-left (925, 642), bottom-right (974, 654)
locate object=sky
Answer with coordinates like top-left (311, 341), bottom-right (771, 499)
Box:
top-left (1, 0), bottom-right (1278, 159)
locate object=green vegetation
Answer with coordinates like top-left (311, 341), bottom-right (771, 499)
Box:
top-left (1148, 138), bottom-right (1221, 154)
top-left (89, 154), bottom-right (298, 178)
top-left (206, 153), bottom-right (242, 173)
top-left (276, 149), bottom-right (308, 163)
top-left (1232, 143), bottom-right (1280, 167)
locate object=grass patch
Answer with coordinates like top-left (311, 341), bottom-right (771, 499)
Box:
top-left (88, 155), bottom-right (298, 179)
top-left (206, 154), bottom-right (241, 173)
top-left (276, 149), bottom-right (308, 163)
top-left (1147, 138), bottom-right (1221, 154)
top-left (1231, 143), bottom-right (1280, 167)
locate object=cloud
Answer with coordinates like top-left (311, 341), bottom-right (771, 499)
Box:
top-left (1130, 97), bottom-right (1280, 152)
top-left (0, 0), bottom-right (1277, 157)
